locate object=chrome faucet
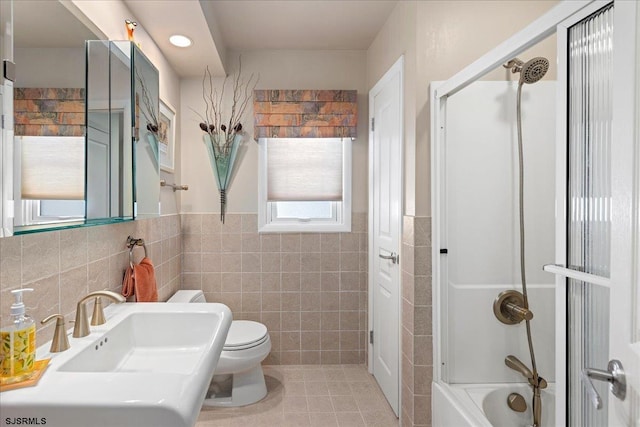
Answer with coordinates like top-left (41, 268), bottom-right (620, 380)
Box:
top-left (73, 291), bottom-right (126, 338)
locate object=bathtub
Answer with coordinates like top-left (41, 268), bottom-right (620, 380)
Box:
top-left (432, 382), bottom-right (555, 427)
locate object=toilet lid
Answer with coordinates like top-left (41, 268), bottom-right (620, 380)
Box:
top-left (224, 320), bottom-right (268, 349)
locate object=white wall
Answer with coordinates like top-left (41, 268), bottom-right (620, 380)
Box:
top-left (414, 1), bottom-right (557, 217)
top-left (366, 0), bottom-right (558, 217)
top-left (180, 50), bottom-right (368, 214)
top-left (444, 81), bottom-right (556, 383)
top-left (367, 1), bottom-right (418, 216)
top-left (14, 48), bottom-right (84, 88)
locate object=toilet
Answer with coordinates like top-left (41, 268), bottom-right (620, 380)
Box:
top-left (167, 290), bottom-right (271, 407)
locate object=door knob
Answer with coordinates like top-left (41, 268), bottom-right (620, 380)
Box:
top-left (581, 359), bottom-right (626, 409)
top-left (379, 252), bottom-right (399, 264)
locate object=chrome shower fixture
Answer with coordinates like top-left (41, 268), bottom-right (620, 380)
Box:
top-left (503, 56), bottom-right (550, 85)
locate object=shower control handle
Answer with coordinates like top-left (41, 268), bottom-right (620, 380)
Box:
top-left (379, 252), bottom-right (399, 264)
top-left (582, 359), bottom-right (626, 410)
top-left (493, 290), bottom-right (533, 325)
top-left (505, 302), bottom-right (533, 321)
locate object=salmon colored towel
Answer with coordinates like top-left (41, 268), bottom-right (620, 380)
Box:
top-left (121, 257), bottom-right (158, 302)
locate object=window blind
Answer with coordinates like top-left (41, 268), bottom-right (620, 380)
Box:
top-left (20, 136), bottom-right (85, 200)
top-left (267, 138), bottom-right (342, 201)
top-left (253, 90), bottom-right (357, 139)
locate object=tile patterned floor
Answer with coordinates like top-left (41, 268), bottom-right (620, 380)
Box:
top-left (196, 365), bottom-right (399, 427)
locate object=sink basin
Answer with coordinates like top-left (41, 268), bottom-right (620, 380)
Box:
top-left (59, 312), bottom-right (217, 374)
top-left (0, 302), bottom-right (232, 427)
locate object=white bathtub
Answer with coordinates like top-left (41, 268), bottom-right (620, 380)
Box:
top-left (433, 382), bottom-right (555, 427)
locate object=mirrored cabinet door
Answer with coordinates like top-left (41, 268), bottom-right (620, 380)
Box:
top-left (132, 44), bottom-right (161, 219)
top-left (86, 40), bottom-right (134, 221)
top-left (85, 40), bottom-right (161, 222)
top-left (2, 1), bottom-right (161, 237)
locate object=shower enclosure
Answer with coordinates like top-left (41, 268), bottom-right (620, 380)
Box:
top-left (431, 1), bottom-right (639, 426)
top-left (432, 67), bottom-right (557, 427)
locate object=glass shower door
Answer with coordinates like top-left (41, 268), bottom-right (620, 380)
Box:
top-left (556, 2), bottom-right (640, 425)
top-left (564, 4), bottom-right (614, 426)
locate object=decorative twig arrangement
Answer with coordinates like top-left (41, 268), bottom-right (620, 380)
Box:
top-left (193, 58), bottom-right (258, 223)
top-left (193, 58), bottom-right (257, 156)
top-left (135, 68), bottom-right (159, 134)
top-left (134, 68), bottom-right (160, 165)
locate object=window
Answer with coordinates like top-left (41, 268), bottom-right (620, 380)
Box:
top-left (258, 137), bottom-right (351, 233)
top-left (21, 200), bottom-right (85, 225)
top-left (15, 136), bottom-right (85, 225)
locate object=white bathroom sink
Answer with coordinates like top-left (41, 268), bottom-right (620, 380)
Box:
top-left (59, 312), bottom-right (217, 374)
top-left (0, 303), bottom-right (232, 427)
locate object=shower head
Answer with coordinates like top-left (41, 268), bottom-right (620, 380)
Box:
top-left (520, 57), bottom-right (549, 84)
top-left (503, 56), bottom-right (549, 84)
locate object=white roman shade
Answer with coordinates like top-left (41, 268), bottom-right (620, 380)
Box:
top-left (267, 138), bottom-right (343, 201)
top-left (20, 136), bottom-right (85, 200)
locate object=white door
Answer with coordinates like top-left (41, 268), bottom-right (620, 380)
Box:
top-left (368, 56), bottom-right (403, 416)
top-left (608, 1), bottom-right (639, 424)
top-left (86, 113), bottom-right (110, 219)
top-left (550, 2), bottom-right (639, 425)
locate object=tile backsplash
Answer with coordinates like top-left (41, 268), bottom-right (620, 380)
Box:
top-left (0, 212), bottom-right (369, 366)
top-left (181, 212), bottom-right (368, 365)
top-left (0, 215), bottom-right (182, 339)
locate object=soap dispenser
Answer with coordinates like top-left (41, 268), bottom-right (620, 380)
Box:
top-left (1, 288), bottom-right (36, 383)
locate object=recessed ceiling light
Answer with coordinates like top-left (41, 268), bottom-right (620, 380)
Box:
top-left (169, 35), bottom-right (192, 48)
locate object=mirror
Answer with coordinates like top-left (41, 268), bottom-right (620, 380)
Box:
top-left (85, 41), bottom-right (160, 221)
top-left (132, 44), bottom-right (161, 219)
top-left (85, 41), bottom-right (134, 222)
top-left (7, 0), bottom-right (160, 235)
top-left (12, 0), bottom-right (99, 232)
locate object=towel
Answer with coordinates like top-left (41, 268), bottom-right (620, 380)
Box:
top-left (121, 257), bottom-right (158, 302)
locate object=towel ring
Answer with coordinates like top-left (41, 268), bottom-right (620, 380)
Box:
top-left (126, 236), bottom-right (148, 269)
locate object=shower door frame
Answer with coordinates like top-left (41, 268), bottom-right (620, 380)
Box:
top-left (553, 2), bottom-right (640, 425)
top-left (553, 3), bottom-right (616, 425)
top-left (430, 1), bottom-right (606, 425)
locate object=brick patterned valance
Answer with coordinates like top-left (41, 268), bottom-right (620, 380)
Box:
top-left (14, 88), bottom-right (85, 137)
top-left (253, 90), bottom-right (357, 139)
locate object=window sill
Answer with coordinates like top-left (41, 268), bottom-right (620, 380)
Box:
top-left (258, 221), bottom-right (351, 234)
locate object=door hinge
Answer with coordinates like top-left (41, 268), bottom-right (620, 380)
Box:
top-left (3, 60), bottom-right (15, 82)
top-left (440, 248), bottom-right (448, 254)
top-left (369, 330), bottom-right (374, 344)
top-left (371, 117), bottom-right (375, 132)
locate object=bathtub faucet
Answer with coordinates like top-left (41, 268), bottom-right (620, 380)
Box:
top-left (505, 355), bottom-right (548, 389)
top-left (505, 355), bottom-right (533, 379)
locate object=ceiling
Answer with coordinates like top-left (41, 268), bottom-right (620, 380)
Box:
top-left (205, 1), bottom-right (399, 51)
top-left (127, 0), bottom-right (398, 77)
top-left (12, 0), bottom-right (398, 77)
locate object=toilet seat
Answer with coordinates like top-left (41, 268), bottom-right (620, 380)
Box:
top-left (223, 320), bottom-right (268, 351)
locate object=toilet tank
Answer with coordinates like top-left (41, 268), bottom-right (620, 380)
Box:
top-left (167, 290), bottom-right (206, 303)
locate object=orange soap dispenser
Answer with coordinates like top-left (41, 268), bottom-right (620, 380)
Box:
top-left (0, 288), bottom-right (36, 383)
